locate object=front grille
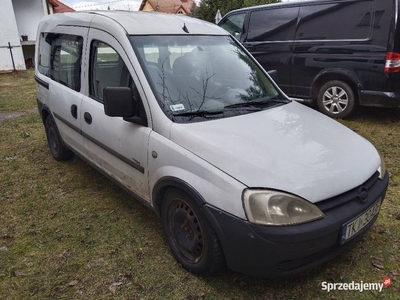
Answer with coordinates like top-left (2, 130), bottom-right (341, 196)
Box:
top-left (316, 172), bottom-right (380, 212)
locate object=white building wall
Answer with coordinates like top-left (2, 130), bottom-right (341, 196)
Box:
top-left (0, 0), bottom-right (25, 70)
top-left (13, 0), bottom-right (46, 42)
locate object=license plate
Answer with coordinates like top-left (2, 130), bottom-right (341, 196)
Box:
top-left (341, 198), bottom-right (381, 244)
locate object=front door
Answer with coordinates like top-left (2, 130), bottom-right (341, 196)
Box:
top-left (81, 29), bottom-right (151, 201)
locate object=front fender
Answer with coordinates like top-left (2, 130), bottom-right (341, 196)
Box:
top-left (148, 132), bottom-right (246, 219)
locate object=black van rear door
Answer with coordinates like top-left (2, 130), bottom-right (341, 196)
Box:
top-left (242, 6), bottom-right (299, 95)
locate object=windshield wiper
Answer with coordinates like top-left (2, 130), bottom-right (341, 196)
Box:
top-left (224, 98), bottom-right (289, 109)
top-left (172, 109), bottom-right (224, 118)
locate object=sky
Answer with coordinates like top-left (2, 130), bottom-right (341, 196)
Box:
top-left (62, 0), bottom-right (141, 11)
top-left (62, 0), bottom-right (201, 11)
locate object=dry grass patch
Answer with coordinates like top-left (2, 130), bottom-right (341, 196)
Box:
top-left (0, 70), bottom-right (36, 112)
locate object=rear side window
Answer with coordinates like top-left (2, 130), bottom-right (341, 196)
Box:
top-left (296, 0), bottom-right (374, 40)
top-left (39, 33), bottom-right (83, 92)
top-left (247, 7), bottom-right (298, 42)
top-left (89, 41), bottom-right (132, 102)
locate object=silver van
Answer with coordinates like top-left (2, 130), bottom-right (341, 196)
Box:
top-left (35, 11), bottom-right (388, 278)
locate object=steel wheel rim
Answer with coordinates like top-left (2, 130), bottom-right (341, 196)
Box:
top-left (322, 86), bottom-right (349, 114)
top-left (167, 199), bottom-right (204, 263)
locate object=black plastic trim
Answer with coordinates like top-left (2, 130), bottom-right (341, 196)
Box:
top-left (35, 75), bottom-right (49, 90)
top-left (54, 112), bottom-right (82, 134)
top-left (201, 172), bottom-right (388, 278)
top-left (53, 112), bottom-right (144, 174)
top-left (82, 131), bottom-right (144, 173)
top-left (72, 150), bottom-right (152, 211)
top-left (152, 177), bottom-right (206, 216)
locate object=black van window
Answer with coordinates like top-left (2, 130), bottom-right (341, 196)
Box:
top-left (89, 41), bottom-right (132, 102)
top-left (45, 34), bottom-right (83, 91)
top-left (247, 7), bottom-right (298, 42)
top-left (296, 1), bottom-right (374, 41)
top-left (220, 13), bottom-right (246, 39)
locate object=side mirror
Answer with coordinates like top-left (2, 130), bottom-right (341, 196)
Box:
top-left (103, 87), bottom-right (136, 118)
top-left (233, 31), bottom-right (241, 40)
top-left (267, 70), bottom-right (278, 82)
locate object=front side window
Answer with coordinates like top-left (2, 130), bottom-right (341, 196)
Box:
top-left (89, 41), bottom-right (131, 102)
top-left (220, 13), bottom-right (246, 39)
top-left (130, 35), bottom-right (289, 123)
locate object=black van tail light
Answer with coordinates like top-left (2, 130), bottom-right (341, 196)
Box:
top-left (384, 52), bottom-right (400, 73)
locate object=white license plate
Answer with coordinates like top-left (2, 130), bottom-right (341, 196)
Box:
top-left (341, 198), bottom-right (381, 244)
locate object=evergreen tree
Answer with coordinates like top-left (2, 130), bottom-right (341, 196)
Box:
top-left (193, 0), bottom-right (281, 23)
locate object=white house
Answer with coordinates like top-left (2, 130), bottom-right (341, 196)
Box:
top-left (0, 0), bottom-right (73, 71)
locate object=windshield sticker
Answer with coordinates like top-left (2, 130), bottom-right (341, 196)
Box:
top-left (170, 104), bottom-right (185, 112)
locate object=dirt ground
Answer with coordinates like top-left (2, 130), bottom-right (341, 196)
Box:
top-left (0, 109), bottom-right (37, 123)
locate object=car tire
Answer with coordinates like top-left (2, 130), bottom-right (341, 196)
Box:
top-left (161, 188), bottom-right (225, 276)
top-left (44, 116), bottom-right (74, 161)
top-left (317, 80), bottom-right (356, 118)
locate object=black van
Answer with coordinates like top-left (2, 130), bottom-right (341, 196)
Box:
top-left (219, 0), bottom-right (400, 117)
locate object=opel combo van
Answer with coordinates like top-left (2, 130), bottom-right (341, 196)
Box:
top-left (219, 0), bottom-right (400, 118)
top-left (35, 11), bottom-right (388, 278)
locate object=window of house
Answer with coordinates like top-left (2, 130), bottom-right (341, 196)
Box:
top-left (89, 41), bottom-right (132, 102)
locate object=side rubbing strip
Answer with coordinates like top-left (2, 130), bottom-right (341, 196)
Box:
top-left (54, 112), bottom-right (82, 135)
top-left (82, 132), bottom-right (145, 174)
top-left (35, 76), bottom-right (49, 89)
top-left (54, 112), bottom-right (144, 174)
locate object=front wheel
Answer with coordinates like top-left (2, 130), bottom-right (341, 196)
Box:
top-left (161, 188), bottom-right (225, 276)
top-left (317, 80), bottom-right (356, 118)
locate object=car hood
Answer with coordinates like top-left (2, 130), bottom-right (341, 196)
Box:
top-left (170, 102), bottom-right (381, 203)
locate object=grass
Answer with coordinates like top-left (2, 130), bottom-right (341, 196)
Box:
top-left (0, 70), bottom-right (36, 112)
top-left (0, 71), bottom-right (399, 299)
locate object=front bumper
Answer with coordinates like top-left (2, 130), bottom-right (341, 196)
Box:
top-left (202, 172), bottom-right (389, 278)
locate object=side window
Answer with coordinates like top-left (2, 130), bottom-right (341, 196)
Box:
top-left (50, 34), bottom-right (83, 91)
top-left (220, 13), bottom-right (246, 39)
top-left (49, 34), bottom-right (83, 91)
top-left (38, 33), bottom-right (51, 77)
top-left (296, 1), bottom-right (374, 40)
top-left (247, 7), bottom-right (298, 42)
top-left (89, 41), bottom-right (131, 102)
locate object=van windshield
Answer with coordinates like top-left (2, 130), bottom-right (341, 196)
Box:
top-left (130, 35), bottom-right (289, 122)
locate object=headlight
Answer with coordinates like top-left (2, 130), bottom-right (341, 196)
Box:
top-left (377, 151), bottom-right (387, 180)
top-left (243, 189), bottom-right (324, 226)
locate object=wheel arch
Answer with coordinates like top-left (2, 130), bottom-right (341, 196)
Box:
top-left (40, 104), bottom-right (52, 125)
top-left (311, 68), bottom-right (362, 104)
top-left (152, 176), bottom-right (206, 218)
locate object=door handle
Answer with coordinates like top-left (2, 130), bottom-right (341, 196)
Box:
top-left (71, 104), bottom-right (78, 119)
top-left (84, 112), bottom-right (92, 124)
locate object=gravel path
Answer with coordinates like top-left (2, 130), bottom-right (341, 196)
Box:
top-left (0, 109), bottom-right (37, 123)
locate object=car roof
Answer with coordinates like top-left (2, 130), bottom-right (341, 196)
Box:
top-left (41, 11), bottom-right (227, 35)
top-left (221, 0), bottom-right (330, 18)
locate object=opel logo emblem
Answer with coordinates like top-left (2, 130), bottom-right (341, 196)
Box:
top-left (358, 187), bottom-right (369, 203)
